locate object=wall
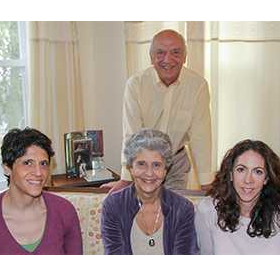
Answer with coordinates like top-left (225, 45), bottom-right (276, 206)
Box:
top-left (77, 22), bottom-right (127, 174)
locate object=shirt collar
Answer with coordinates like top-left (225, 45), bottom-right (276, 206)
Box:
top-left (152, 66), bottom-right (185, 87)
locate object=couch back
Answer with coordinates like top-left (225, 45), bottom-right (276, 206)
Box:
top-left (54, 190), bottom-right (205, 255)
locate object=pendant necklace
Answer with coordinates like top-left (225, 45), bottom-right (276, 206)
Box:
top-left (138, 200), bottom-right (161, 247)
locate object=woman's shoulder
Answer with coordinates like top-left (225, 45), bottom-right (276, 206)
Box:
top-left (163, 188), bottom-right (194, 209)
top-left (103, 184), bottom-right (134, 208)
top-left (196, 196), bottom-right (215, 214)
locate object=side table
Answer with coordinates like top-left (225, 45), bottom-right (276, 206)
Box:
top-left (44, 168), bottom-right (120, 193)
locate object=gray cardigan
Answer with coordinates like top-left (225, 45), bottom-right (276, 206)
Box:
top-left (101, 184), bottom-right (199, 255)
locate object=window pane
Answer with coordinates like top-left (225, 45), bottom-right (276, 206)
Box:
top-left (0, 21), bottom-right (20, 60)
top-left (0, 66), bottom-right (25, 135)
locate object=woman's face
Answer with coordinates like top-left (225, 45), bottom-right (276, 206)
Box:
top-left (4, 145), bottom-right (50, 198)
top-left (129, 149), bottom-right (167, 198)
top-left (232, 149), bottom-right (267, 210)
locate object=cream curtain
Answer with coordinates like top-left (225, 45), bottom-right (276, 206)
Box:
top-left (187, 21), bottom-right (280, 167)
top-left (28, 21), bottom-right (84, 174)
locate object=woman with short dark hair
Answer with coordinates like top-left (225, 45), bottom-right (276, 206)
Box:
top-left (0, 127), bottom-right (83, 254)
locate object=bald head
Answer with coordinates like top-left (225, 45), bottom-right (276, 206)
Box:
top-left (150, 29), bottom-right (187, 58)
top-left (149, 29), bottom-right (187, 86)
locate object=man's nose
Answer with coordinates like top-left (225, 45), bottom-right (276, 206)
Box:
top-left (163, 52), bottom-right (172, 63)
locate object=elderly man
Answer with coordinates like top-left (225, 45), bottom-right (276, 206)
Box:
top-left (104, 29), bottom-right (213, 191)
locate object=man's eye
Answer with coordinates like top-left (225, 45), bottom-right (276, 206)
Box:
top-left (171, 49), bottom-right (181, 55)
top-left (157, 50), bottom-right (164, 55)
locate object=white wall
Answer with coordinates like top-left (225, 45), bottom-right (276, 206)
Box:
top-left (77, 22), bottom-right (127, 174)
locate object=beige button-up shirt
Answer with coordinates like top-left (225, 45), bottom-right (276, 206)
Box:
top-left (121, 66), bottom-right (213, 185)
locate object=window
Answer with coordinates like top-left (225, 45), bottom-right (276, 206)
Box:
top-left (0, 21), bottom-right (28, 189)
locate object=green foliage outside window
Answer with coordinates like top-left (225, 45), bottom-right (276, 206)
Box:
top-left (0, 21), bottom-right (25, 137)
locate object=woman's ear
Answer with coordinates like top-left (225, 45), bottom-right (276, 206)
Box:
top-left (2, 164), bottom-right (11, 176)
top-left (264, 177), bottom-right (268, 185)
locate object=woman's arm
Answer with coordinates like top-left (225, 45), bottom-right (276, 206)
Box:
top-left (173, 201), bottom-right (199, 255)
top-left (64, 205), bottom-right (83, 255)
top-left (194, 199), bottom-right (214, 255)
top-left (101, 195), bottom-right (125, 254)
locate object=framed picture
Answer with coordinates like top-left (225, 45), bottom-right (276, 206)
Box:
top-left (87, 130), bottom-right (104, 157)
top-left (73, 138), bottom-right (93, 177)
top-left (64, 130), bottom-right (104, 178)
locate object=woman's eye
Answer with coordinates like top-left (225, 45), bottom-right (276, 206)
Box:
top-left (41, 161), bottom-right (50, 167)
top-left (236, 167), bottom-right (245, 173)
top-left (255, 169), bottom-right (264, 175)
top-left (135, 161), bottom-right (146, 168)
top-left (153, 162), bottom-right (163, 169)
top-left (23, 160), bottom-right (32, 165)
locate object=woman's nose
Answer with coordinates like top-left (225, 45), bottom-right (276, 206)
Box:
top-left (33, 164), bottom-right (43, 176)
top-left (245, 171), bottom-right (254, 184)
top-left (144, 165), bottom-right (154, 176)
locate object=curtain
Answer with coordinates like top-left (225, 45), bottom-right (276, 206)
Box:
top-left (187, 21), bottom-right (280, 167)
top-left (28, 21), bottom-right (84, 174)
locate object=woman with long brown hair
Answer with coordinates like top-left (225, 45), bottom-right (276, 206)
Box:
top-left (195, 139), bottom-right (280, 254)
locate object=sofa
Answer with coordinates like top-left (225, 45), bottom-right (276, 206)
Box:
top-left (55, 189), bottom-right (205, 255)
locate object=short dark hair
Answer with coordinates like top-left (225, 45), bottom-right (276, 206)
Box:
top-left (1, 127), bottom-right (55, 170)
top-left (209, 139), bottom-right (280, 238)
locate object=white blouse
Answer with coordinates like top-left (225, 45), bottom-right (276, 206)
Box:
top-left (195, 196), bottom-right (280, 255)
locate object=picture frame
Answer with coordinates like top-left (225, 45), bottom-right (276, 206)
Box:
top-left (64, 130), bottom-right (104, 178)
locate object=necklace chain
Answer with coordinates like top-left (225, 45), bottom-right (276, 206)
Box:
top-left (138, 200), bottom-right (161, 247)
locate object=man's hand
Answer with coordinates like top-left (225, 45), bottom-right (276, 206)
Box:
top-left (100, 179), bottom-right (132, 194)
top-left (201, 183), bottom-right (212, 192)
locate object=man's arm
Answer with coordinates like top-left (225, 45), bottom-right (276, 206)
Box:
top-left (101, 179), bottom-right (131, 194)
top-left (188, 80), bottom-right (214, 186)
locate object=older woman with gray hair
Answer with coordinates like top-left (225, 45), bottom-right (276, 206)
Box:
top-left (101, 129), bottom-right (199, 254)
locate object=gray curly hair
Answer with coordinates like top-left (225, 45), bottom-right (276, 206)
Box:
top-left (124, 129), bottom-right (173, 169)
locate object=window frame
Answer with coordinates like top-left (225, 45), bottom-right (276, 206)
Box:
top-left (0, 21), bottom-right (29, 190)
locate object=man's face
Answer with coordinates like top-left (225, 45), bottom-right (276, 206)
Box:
top-left (150, 31), bottom-right (186, 86)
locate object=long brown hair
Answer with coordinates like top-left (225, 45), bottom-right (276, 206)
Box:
top-left (208, 139), bottom-right (280, 238)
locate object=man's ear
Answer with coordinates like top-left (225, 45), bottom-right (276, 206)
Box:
top-left (2, 164), bottom-right (11, 176)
